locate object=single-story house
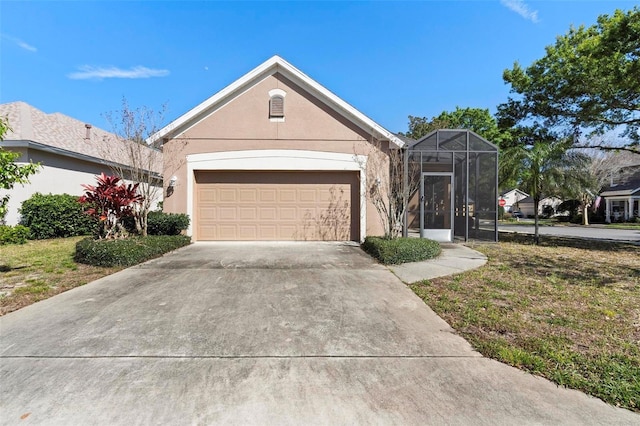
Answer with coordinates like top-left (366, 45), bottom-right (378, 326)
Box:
top-left (152, 56), bottom-right (499, 243)
top-left (150, 55), bottom-right (406, 242)
top-left (516, 196), bottom-right (562, 217)
top-left (499, 188), bottom-right (529, 213)
top-left (600, 165), bottom-right (640, 222)
top-left (0, 101), bottom-right (162, 225)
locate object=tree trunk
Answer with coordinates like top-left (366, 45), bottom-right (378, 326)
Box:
top-left (534, 197), bottom-right (540, 245)
top-left (582, 202), bottom-right (590, 226)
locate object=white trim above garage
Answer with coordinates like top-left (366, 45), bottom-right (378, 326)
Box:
top-left (186, 150), bottom-right (368, 241)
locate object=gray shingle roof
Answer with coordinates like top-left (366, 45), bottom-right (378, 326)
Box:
top-left (600, 166), bottom-right (640, 196)
top-left (0, 101), bottom-right (161, 174)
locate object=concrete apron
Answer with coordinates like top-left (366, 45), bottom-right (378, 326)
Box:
top-left (1, 242), bottom-right (637, 425)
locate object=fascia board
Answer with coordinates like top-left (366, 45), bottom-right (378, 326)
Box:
top-left (0, 140), bottom-right (162, 180)
top-left (148, 55), bottom-right (404, 148)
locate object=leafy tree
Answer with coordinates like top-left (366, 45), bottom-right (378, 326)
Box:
top-left (402, 107), bottom-right (519, 189)
top-left (79, 173), bottom-right (144, 239)
top-left (500, 7), bottom-right (640, 152)
top-left (401, 107), bottom-right (514, 148)
top-left (0, 117), bottom-right (40, 223)
top-left (500, 127), bottom-right (590, 243)
top-left (557, 200), bottom-right (581, 218)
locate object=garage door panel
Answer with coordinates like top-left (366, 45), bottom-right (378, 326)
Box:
top-left (199, 189), bottom-right (217, 202)
top-left (239, 189), bottom-right (257, 202)
top-left (259, 207), bottom-right (277, 220)
top-left (278, 189), bottom-right (297, 202)
top-left (239, 207), bottom-right (258, 220)
top-left (219, 189), bottom-right (237, 202)
top-left (219, 207), bottom-right (236, 220)
top-left (239, 225), bottom-right (258, 240)
top-left (260, 189), bottom-right (277, 202)
top-left (195, 171), bottom-right (359, 241)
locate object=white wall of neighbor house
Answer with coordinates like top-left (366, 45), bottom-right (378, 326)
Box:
top-left (501, 190), bottom-right (528, 213)
top-left (1, 148), bottom-right (162, 225)
top-left (519, 197), bottom-right (562, 217)
top-left (1, 161), bottom-right (106, 225)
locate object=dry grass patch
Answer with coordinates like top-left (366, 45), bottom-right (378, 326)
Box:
top-left (0, 237), bottom-right (121, 315)
top-left (410, 234), bottom-right (639, 412)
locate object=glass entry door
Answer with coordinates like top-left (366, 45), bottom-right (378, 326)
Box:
top-left (421, 173), bottom-right (453, 242)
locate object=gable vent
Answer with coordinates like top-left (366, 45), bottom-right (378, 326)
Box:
top-left (269, 95), bottom-right (284, 118)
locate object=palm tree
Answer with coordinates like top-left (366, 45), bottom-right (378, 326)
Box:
top-left (501, 128), bottom-right (589, 244)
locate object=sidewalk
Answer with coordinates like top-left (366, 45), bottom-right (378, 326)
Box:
top-left (388, 243), bottom-right (487, 283)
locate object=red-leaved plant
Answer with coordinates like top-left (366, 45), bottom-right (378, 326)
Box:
top-left (79, 173), bottom-right (144, 239)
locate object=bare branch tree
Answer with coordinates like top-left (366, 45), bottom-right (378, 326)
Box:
top-left (99, 98), bottom-right (164, 236)
top-left (356, 135), bottom-right (420, 239)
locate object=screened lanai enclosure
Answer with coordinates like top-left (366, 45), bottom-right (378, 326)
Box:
top-left (404, 129), bottom-right (498, 242)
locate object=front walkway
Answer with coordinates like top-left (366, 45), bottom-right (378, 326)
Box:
top-left (389, 243), bottom-right (487, 283)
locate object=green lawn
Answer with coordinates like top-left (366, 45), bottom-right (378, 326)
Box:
top-left (605, 222), bottom-right (640, 230)
top-left (410, 234), bottom-right (639, 412)
top-left (0, 237), bottom-right (121, 315)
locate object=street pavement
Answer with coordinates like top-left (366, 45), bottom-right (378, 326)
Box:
top-left (499, 222), bottom-right (640, 242)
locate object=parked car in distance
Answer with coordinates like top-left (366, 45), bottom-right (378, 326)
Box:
top-left (512, 211), bottom-right (525, 219)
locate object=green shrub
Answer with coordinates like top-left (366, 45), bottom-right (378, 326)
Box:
top-left (122, 211), bottom-right (190, 235)
top-left (74, 235), bottom-right (191, 267)
top-left (147, 211), bottom-right (190, 235)
top-left (0, 225), bottom-right (31, 245)
top-left (20, 193), bottom-right (98, 239)
top-left (362, 236), bottom-right (441, 265)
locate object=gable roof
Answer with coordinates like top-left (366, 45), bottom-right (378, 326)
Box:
top-left (0, 101), bottom-right (161, 174)
top-left (600, 165), bottom-right (640, 197)
top-left (148, 55), bottom-right (404, 148)
top-left (518, 195), bottom-right (562, 205)
top-left (500, 188), bottom-right (529, 198)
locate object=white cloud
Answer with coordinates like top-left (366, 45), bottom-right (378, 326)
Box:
top-left (500, 0), bottom-right (539, 23)
top-left (1, 34), bottom-right (37, 52)
top-left (68, 65), bottom-right (170, 80)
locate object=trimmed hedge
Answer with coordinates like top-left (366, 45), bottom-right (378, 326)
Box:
top-left (362, 236), bottom-right (441, 265)
top-left (147, 211), bottom-right (190, 235)
top-left (74, 235), bottom-right (191, 267)
top-left (0, 225), bottom-right (31, 245)
top-left (20, 193), bottom-right (98, 239)
top-left (122, 211), bottom-right (190, 235)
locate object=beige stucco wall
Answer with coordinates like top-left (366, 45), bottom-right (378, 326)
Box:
top-left (163, 72), bottom-right (389, 238)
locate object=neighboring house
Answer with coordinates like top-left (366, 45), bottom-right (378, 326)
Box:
top-left (0, 101), bottom-right (162, 225)
top-left (499, 188), bottom-right (529, 213)
top-left (150, 55), bottom-right (405, 242)
top-left (517, 196), bottom-right (562, 218)
top-left (600, 165), bottom-right (640, 222)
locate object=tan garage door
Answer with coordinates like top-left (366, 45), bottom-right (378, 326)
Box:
top-left (195, 171), bottom-right (359, 241)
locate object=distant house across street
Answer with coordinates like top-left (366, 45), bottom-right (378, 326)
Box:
top-left (600, 165), bottom-right (640, 222)
top-left (499, 188), bottom-right (529, 213)
top-left (517, 195), bottom-right (562, 218)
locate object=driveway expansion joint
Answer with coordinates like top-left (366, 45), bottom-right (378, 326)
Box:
top-left (1, 354), bottom-right (481, 360)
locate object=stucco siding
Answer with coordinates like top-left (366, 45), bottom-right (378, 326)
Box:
top-left (1, 148), bottom-right (161, 225)
top-left (1, 150), bottom-right (108, 225)
top-left (162, 71), bottom-right (389, 238)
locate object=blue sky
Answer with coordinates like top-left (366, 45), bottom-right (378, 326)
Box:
top-left (1, 1), bottom-right (636, 134)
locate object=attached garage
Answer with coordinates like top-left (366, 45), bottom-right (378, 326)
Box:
top-left (194, 171), bottom-right (360, 241)
top-left (152, 56), bottom-right (405, 242)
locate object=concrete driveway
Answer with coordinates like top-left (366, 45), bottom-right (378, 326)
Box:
top-left (1, 242), bottom-right (637, 425)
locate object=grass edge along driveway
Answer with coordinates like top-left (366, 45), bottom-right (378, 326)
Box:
top-left (410, 234), bottom-right (639, 412)
top-left (0, 237), bottom-right (122, 315)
